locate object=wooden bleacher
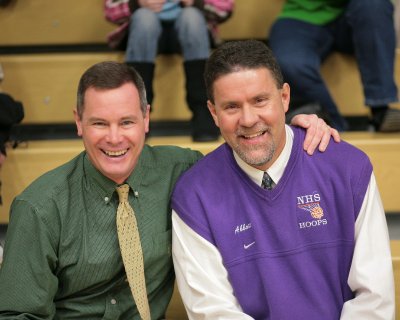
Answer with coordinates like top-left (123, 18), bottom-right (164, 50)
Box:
top-left (0, 1), bottom-right (399, 318)
top-left (0, 0), bottom-right (379, 124)
top-left (0, 50), bottom-right (377, 124)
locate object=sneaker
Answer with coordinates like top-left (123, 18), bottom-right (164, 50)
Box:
top-left (374, 108), bottom-right (400, 132)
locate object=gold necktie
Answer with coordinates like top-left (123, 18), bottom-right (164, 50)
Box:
top-left (116, 184), bottom-right (151, 320)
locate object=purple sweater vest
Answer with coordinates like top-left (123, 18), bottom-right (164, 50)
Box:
top-left (172, 127), bottom-right (372, 320)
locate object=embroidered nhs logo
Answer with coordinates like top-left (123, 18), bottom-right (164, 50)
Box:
top-left (296, 192), bottom-right (328, 229)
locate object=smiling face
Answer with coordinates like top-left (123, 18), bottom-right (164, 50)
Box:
top-left (74, 82), bottom-right (149, 184)
top-left (207, 67), bottom-right (290, 171)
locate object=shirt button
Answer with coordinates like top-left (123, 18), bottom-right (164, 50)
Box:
top-left (111, 298), bottom-right (117, 305)
top-left (104, 196), bottom-right (109, 203)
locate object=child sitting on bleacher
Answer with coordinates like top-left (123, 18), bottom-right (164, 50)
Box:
top-left (105, 0), bottom-right (234, 142)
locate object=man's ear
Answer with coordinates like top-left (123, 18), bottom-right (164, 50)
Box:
top-left (73, 109), bottom-right (83, 137)
top-left (281, 83), bottom-right (290, 114)
top-left (207, 100), bottom-right (220, 128)
top-left (144, 104), bottom-right (150, 134)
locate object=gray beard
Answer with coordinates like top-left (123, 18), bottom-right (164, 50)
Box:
top-left (233, 140), bottom-right (276, 168)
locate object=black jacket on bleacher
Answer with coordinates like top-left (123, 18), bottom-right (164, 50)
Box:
top-left (0, 93), bottom-right (24, 156)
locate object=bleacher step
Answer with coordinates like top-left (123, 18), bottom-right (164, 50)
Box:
top-left (1, 132), bottom-right (399, 223)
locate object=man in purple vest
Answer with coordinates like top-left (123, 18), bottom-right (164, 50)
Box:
top-left (171, 40), bottom-right (395, 319)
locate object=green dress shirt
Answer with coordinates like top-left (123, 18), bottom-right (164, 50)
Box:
top-left (279, 0), bottom-right (349, 25)
top-left (0, 144), bottom-right (202, 319)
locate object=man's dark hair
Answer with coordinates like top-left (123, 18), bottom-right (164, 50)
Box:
top-left (204, 40), bottom-right (284, 103)
top-left (76, 61), bottom-right (147, 118)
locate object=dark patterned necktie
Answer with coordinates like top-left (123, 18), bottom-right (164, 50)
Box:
top-left (261, 172), bottom-right (275, 190)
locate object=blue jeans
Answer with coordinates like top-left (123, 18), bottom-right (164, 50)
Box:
top-left (269, 0), bottom-right (398, 130)
top-left (125, 7), bottom-right (210, 62)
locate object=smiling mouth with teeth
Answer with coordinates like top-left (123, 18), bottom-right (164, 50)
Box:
top-left (103, 149), bottom-right (129, 157)
top-left (242, 131), bottom-right (266, 139)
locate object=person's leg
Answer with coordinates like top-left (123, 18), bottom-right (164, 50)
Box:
top-left (175, 7), bottom-right (219, 141)
top-left (269, 18), bottom-right (348, 131)
top-left (175, 7), bottom-right (209, 61)
top-left (126, 8), bottom-right (162, 62)
top-left (126, 8), bottom-right (162, 105)
top-left (336, 0), bottom-right (400, 131)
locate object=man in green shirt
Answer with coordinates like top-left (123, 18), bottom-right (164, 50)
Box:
top-left (0, 61), bottom-right (338, 319)
top-left (269, 0), bottom-right (400, 133)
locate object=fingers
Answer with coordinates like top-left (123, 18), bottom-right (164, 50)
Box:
top-left (290, 113), bottom-right (317, 152)
top-left (290, 113), bottom-right (314, 129)
top-left (329, 127), bottom-right (341, 143)
top-left (304, 117), bottom-right (325, 155)
top-left (315, 122), bottom-right (332, 153)
top-left (290, 113), bottom-right (341, 155)
top-left (307, 120), bottom-right (341, 155)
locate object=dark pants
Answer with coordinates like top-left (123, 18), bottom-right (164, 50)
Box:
top-left (269, 0), bottom-right (398, 130)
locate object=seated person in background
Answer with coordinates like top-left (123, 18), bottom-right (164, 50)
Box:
top-left (0, 60), bottom-right (338, 319)
top-left (124, 0), bottom-right (232, 142)
top-left (269, 0), bottom-right (400, 132)
top-left (171, 40), bottom-right (395, 319)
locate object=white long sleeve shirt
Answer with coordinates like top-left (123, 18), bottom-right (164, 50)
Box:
top-left (172, 126), bottom-right (395, 319)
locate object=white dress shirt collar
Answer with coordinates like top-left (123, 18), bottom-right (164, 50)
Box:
top-left (233, 125), bottom-right (294, 187)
